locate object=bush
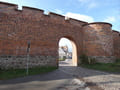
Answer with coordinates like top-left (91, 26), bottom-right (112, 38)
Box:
top-left (63, 56), bottom-right (66, 61)
top-left (89, 57), bottom-right (96, 64)
top-left (79, 54), bottom-right (89, 64)
top-left (59, 56), bottom-right (66, 61)
top-left (79, 54), bottom-right (96, 65)
top-left (115, 58), bottom-right (120, 63)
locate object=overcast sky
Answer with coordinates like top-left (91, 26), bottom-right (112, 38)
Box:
top-left (0, 0), bottom-right (120, 51)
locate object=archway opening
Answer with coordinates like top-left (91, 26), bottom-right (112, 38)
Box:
top-left (58, 37), bottom-right (77, 66)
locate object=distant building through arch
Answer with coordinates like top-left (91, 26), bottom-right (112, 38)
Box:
top-left (59, 38), bottom-right (77, 66)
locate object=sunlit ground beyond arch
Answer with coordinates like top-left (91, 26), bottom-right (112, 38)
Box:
top-left (58, 38), bottom-right (77, 66)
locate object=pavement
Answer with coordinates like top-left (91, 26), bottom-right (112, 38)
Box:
top-left (0, 59), bottom-right (119, 90)
top-left (0, 59), bottom-right (89, 90)
top-left (59, 59), bottom-right (120, 90)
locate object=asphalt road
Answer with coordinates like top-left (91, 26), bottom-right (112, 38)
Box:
top-left (0, 70), bottom-right (74, 90)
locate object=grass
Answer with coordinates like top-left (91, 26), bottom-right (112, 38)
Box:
top-left (59, 58), bottom-right (66, 61)
top-left (81, 63), bottom-right (120, 73)
top-left (59, 56), bottom-right (66, 61)
top-left (0, 66), bottom-right (57, 80)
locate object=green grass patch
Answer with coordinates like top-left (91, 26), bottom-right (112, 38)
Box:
top-left (59, 56), bottom-right (66, 61)
top-left (0, 66), bottom-right (57, 80)
top-left (81, 63), bottom-right (120, 73)
top-left (59, 58), bottom-right (65, 61)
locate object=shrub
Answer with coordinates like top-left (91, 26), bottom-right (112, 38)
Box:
top-left (79, 54), bottom-right (89, 64)
top-left (89, 57), bottom-right (96, 64)
top-left (59, 56), bottom-right (66, 61)
top-left (63, 56), bottom-right (66, 60)
top-left (79, 54), bottom-right (96, 65)
top-left (115, 58), bottom-right (120, 63)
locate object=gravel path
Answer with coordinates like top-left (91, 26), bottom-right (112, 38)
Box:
top-left (59, 59), bottom-right (120, 90)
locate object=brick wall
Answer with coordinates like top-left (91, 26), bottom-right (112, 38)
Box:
top-left (112, 31), bottom-right (120, 58)
top-left (83, 23), bottom-right (115, 63)
top-left (0, 2), bottom-right (120, 68)
top-left (0, 2), bottom-right (85, 68)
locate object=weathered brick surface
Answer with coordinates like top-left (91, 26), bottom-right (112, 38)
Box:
top-left (83, 23), bottom-right (115, 62)
top-left (0, 2), bottom-right (120, 68)
top-left (0, 2), bottom-right (85, 68)
top-left (112, 31), bottom-right (120, 58)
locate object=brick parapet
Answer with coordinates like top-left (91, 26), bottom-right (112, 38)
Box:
top-left (0, 1), bottom-right (87, 27)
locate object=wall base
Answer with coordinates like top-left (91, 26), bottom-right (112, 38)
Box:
top-left (0, 55), bottom-right (58, 69)
top-left (89, 56), bottom-right (116, 63)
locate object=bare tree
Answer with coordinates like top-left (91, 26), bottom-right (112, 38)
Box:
top-left (61, 45), bottom-right (68, 58)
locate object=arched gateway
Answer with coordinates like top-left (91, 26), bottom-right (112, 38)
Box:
top-left (58, 37), bottom-right (78, 66)
top-left (0, 2), bottom-right (120, 69)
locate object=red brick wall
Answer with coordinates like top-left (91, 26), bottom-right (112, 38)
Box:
top-left (0, 2), bottom-right (120, 67)
top-left (83, 23), bottom-right (114, 56)
top-left (112, 31), bottom-right (120, 58)
top-left (0, 2), bottom-right (86, 57)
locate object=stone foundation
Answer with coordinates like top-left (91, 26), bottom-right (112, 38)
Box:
top-left (0, 55), bottom-right (58, 69)
top-left (89, 56), bottom-right (116, 63)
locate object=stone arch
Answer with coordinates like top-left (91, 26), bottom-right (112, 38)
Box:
top-left (58, 36), bottom-right (78, 66)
